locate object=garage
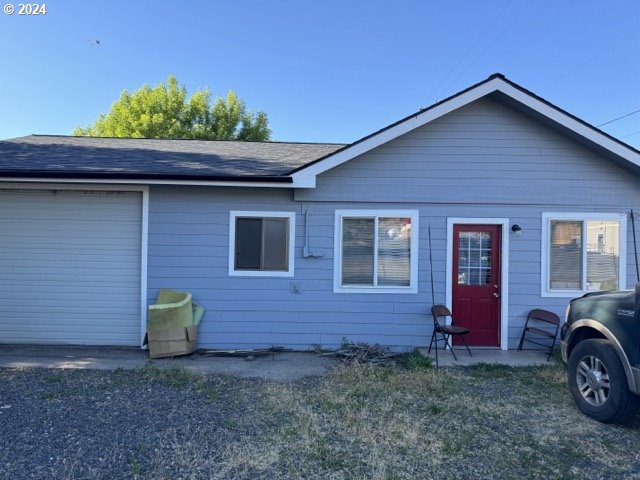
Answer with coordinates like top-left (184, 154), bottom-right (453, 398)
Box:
top-left (0, 188), bottom-right (143, 346)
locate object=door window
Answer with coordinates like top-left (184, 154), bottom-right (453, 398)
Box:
top-left (457, 231), bottom-right (492, 285)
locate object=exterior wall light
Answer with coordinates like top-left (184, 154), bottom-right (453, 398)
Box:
top-left (511, 224), bottom-right (522, 235)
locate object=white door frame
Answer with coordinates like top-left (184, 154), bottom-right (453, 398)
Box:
top-left (446, 218), bottom-right (510, 350)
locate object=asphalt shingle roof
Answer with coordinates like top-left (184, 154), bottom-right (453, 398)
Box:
top-left (0, 135), bottom-right (346, 180)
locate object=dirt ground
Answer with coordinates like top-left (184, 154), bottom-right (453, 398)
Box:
top-left (1, 362), bottom-right (638, 479)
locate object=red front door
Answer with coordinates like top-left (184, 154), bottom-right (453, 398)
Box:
top-left (452, 224), bottom-right (501, 347)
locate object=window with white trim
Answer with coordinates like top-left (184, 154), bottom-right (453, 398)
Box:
top-left (334, 210), bottom-right (419, 293)
top-left (229, 211), bottom-right (295, 277)
top-left (541, 213), bottom-right (626, 296)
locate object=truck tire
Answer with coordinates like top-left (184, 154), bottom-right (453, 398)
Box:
top-left (567, 339), bottom-right (640, 424)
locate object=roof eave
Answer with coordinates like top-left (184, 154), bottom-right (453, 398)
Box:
top-left (491, 80), bottom-right (640, 165)
top-left (290, 74), bottom-right (640, 187)
top-left (0, 170), bottom-right (293, 187)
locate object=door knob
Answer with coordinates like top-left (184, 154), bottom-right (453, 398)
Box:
top-left (492, 292), bottom-right (500, 298)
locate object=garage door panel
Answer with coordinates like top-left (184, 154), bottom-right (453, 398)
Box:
top-left (0, 190), bottom-right (142, 346)
top-left (0, 232), bottom-right (140, 241)
top-left (2, 323), bottom-right (140, 334)
top-left (2, 317), bottom-right (140, 328)
top-left (0, 275), bottom-right (139, 285)
top-left (0, 283), bottom-right (139, 294)
top-left (0, 287), bottom-right (139, 298)
top-left (0, 266), bottom-right (139, 275)
top-left (0, 303), bottom-right (140, 312)
top-left (2, 330), bottom-right (139, 344)
top-left (0, 249), bottom-right (139, 258)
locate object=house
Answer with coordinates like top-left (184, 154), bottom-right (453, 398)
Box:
top-left (1, 73), bottom-right (639, 350)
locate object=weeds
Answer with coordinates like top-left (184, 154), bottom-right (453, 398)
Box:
top-left (136, 364), bottom-right (225, 405)
top-left (141, 364), bottom-right (193, 388)
top-left (7, 359), bottom-right (640, 480)
top-left (467, 362), bottom-right (515, 378)
top-left (46, 372), bottom-right (65, 384)
top-left (40, 391), bottom-right (58, 401)
top-left (128, 457), bottom-right (142, 477)
top-left (312, 344), bottom-right (332, 354)
top-left (189, 376), bottom-right (221, 403)
top-left (400, 348), bottom-right (433, 370)
top-left (219, 362), bottom-right (640, 479)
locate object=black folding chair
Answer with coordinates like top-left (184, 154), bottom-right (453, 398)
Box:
top-left (428, 305), bottom-right (472, 361)
top-left (517, 309), bottom-right (560, 361)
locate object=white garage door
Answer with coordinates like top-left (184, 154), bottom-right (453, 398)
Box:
top-left (0, 189), bottom-right (142, 346)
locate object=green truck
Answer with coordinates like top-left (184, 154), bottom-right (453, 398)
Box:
top-left (561, 284), bottom-right (640, 424)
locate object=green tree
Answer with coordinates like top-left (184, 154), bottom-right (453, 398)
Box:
top-left (74, 75), bottom-right (271, 141)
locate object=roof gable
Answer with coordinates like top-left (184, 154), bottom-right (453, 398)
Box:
top-left (290, 74), bottom-right (640, 188)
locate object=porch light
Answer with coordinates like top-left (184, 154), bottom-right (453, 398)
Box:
top-left (511, 224), bottom-right (522, 235)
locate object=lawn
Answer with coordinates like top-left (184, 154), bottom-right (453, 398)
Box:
top-left (1, 360), bottom-right (639, 479)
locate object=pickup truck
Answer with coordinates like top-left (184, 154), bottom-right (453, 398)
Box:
top-left (561, 284), bottom-right (640, 424)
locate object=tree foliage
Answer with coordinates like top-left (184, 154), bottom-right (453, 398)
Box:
top-left (74, 75), bottom-right (271, 141)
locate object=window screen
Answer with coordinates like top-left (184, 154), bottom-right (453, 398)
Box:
top-left (342, 218), bottom-right (374, 285)
top-left (548, 219), bottom-right (620, 291)
top-left (586, 220), bottom-right (619, 291)
top-left (235, 218), bottom-right (262, 270)
top-left (341, 216), bottom-right (412, 287)
top-left (235, 217), bottom-right (289, 271)
top-left (549, 221), bottom-right (582, 289)
top-left (378, 217), bottom-right (411, 286)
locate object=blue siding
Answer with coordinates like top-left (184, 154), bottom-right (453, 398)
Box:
top-left (147, 97), bottom-right (640, 350)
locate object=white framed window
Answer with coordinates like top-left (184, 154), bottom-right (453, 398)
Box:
top-left (334, 210), bottom-right (419, 293)
top-left (229, 211), bottom-right (295, 277)
top-left (541, 212), bottom-right (627, 297)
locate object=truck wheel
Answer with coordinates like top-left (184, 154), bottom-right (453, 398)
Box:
top-left (567, 339), bottom-right (640, 424)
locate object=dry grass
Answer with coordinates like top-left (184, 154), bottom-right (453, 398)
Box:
top-left (3, 362), bottom-right (639, 479)
top-left (198, 363), bottom-right (640, 480)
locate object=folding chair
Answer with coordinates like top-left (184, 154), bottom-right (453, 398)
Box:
top-left (517, 309), bottom-right (560, 361)
top-left (428, 305), bottom-right (472, 361)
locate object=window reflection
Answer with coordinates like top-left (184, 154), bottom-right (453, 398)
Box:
top-left (458, 232), bottom-right (491, 285)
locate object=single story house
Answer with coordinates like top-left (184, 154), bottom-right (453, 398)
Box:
top-left (1, 73), bottom-right (639, 350)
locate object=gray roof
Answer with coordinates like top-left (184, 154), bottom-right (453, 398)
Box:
top-left (0, 135), bottom-right (346, 180)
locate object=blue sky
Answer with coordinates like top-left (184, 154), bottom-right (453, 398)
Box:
top-left (1, 0), bottom-right (639, 147)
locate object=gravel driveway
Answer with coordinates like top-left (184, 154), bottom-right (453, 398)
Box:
top-left (0, 367), bottom-right (265, 479)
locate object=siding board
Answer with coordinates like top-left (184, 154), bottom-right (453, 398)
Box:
top-left (147, 97), bottom-right (640, 350)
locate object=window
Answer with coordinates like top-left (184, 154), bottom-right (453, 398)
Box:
top-left (457, 231), bottom-right (493, 286)
top-left (334, 210), bottom-right (418, 293)
top-left (229, 211), bottom-right (295, 277)
top-left (541, 213), bottom-right (626, 296)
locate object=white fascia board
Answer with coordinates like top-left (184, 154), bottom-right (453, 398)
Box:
top-left (0, 181), bottom-right (148, 192)
top-left (290, 77), bottom-right (640, 187)
top-left (0, 177), bottom-right (291, 188)
top-left (497, 82), bottom-right (640, 166)
top-left (290, 78), bottom-right (504, 186)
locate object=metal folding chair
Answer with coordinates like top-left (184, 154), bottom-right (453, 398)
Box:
top-left (517, 308), bottom-right (560, 361)
top-left (428, 305), bottom-right (472, 361)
